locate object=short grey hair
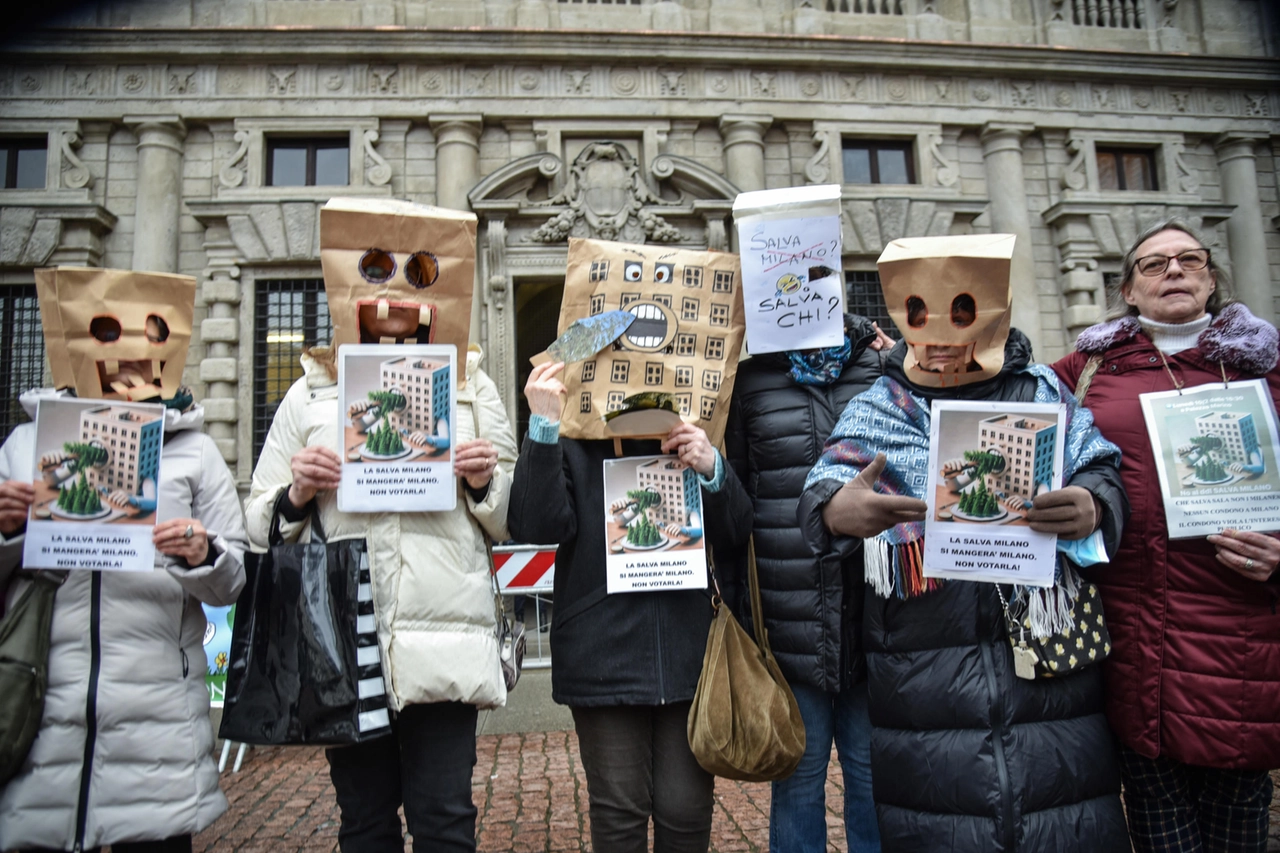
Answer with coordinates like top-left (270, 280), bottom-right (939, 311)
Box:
top-left (1104, 218), bottom-right (1233, 321)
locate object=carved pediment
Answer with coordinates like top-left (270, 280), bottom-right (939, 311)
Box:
top-left (841, 197), bottom-right (987, 255)
top-left (0, 202), bottom-right (115, 267)
top-left (469, 141), bottom-right (738, 247)
top-left (188, 200), bottom-right (321, 263)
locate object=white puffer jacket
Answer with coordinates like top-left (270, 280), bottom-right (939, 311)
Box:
top-left (244, 348), bottom-right (516, 711)
top-left (0, 389), bottom-right (247, 851)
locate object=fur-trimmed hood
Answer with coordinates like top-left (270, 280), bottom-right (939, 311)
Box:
top-left (1074, 302), bottom-right (1279, 375)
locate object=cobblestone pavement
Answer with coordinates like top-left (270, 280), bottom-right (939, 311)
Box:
top-left (189, 736), bottom-right (1280, 853)
top-left (191, 732), bottom-right (839, 853)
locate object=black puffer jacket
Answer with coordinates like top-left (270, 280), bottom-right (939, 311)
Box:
top-left (800, 332), bottom-right (1131, 853)
top-left (509, 436), bottom-right (751, 706)
top-left (723, 314), bottom-right (884, 692)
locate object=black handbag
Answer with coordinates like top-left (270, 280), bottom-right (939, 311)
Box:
top-left (997, 578), bottom-right (1112, 680)
top-left (219, 498), bottom-right (392, 745)
top-left (0, 569), bottom-right (67, 784)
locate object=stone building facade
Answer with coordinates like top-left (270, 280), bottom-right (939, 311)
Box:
top-left (0, 0), bottom-right (1277, 483)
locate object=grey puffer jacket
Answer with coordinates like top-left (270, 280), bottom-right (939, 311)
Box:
top-left (0, 389), bottom-right (247, 852)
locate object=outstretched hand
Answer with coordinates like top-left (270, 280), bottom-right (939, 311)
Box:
top-left (822, 453), bottom-right (927, 539)
top-left (1024, 486), bottom-right (1100, 540)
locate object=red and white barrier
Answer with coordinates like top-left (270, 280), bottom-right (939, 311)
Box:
top-left (491, 545), bottom-right (557, 593)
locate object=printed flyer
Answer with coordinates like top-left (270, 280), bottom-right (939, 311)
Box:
top-left (733, 185), bottom-right (845, 354)
top-left (203, 602), bottom-right (234, 707)
top-left (337, 344), bottom-right (458, 513)
top-left (1139, 378), bottom-right (1280, 538)
top-left (923, 400), bottom-right (1066, 587)
top-left (23, 397), bottom-right (165, 572)
top-left (602, 455), bottom-right (708, 594)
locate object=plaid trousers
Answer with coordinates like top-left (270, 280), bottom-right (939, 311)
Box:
top-left (1119, 745), bottom-right (1274, 853)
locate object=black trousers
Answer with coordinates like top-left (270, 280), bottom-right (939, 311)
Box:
top-left (571, 702), bottom-right (714, 853)
top-left (326, 701), bottom-right (479, 853)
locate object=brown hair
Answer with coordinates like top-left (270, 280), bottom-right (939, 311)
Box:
top-left (1105, 218), bottom-right (1233, 321)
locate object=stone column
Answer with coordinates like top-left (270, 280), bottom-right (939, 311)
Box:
top-left (197, 221), bottom-right (243, 470)
top-left (980, 123), bottom-right (1041, 357)
top-left (124, 116), bottom-right (186, 273)
top-left (1215, 132), bottom-right (1275, 326)
top-left (719, 115), bottom-right (772, 194)
top-left (430, 115), bottom-right (484, 343)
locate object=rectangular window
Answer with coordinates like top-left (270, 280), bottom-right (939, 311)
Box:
top-left (699, 397), bottom-right (716, 420)
top-left (580, 391), bottom-right (593, 413)
top-left (589, 261), bottom-right (610, 282)
top-left (842, 140), bottom-right (915, 185)
top-left (709, 304), bottom-right (729, 327)
top-left (606, 390), bottom-right (625, 411)
top-left (1, 138), bottom-right (47, 190)
top-left (675, 366), bottom-right (693, 387)
top-left (701, 370), bottom-right (721, 392)
top-left (610, 360), bottom-right (629, 383)
top-left (645, 363), bottom-right (663, 385)
top-left (0, 285), bottom-right (44, 441)
top-left (589, 293), bottom-right (606, 315)
top-left (619, 292), bottom-right (640, 308)
top-left (675, 393), bottom-right (692, 416)
top-left (253, 278), bottom-right (333, 462)
top-left (705, 338), bottom-right (724, 360)
top-left (712, 270), bottom-right (735, 293)
top-left (266, 138), bottom-right (349, 187)
top-left (676, 333), bottom-right (696, 356)
top-left (1097, 148), bottom-right (1157, 191)
top-left (651, 294), bottom-right (671, 308)
top-left (581, 361), bottom-right (596, 382)
top-left (683, 267), bottom-right (703, 288)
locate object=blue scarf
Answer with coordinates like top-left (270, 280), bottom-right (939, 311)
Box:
top-left (787, 335), bottom-right (852, 386)
top-left (804, 364), bottom-right (1121, 635)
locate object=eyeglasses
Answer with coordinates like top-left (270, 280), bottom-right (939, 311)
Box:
top-left (1134, 249), bottom-right (1210, 277)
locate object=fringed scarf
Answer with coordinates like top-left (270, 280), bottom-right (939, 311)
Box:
top-left (805, 363), bottom-right (1122, 638)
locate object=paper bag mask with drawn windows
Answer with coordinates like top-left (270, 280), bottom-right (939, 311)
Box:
top-left (319, 197), bottom-right (477, 365)
top-left (36, 266), bottom-right (196, 402)
top-left (544, 237), bottom-right (745, 446)
top-left (877, 233), bottom-right (1016, 389)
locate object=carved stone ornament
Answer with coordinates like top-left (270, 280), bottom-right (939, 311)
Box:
top-left (219, 130), bottom-right (251, 188)
top-left (363, 129), bottom-right (392, 186)
top-left (60, 130), bottom-right (93, 189)
top-left (1061, 136), bottom-right (1088, 191)
top-left (928, 134), bottom-right (958, 188)
top-left (804, 130), bottom-right (831, 184)
top-left (527, 142), bottom-right (681, 244)
top-left (1171, 142), bottom-right (1199, 194)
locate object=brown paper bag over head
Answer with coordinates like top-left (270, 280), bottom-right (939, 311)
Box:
top-left (877, 234), bottom-right (1015, 389)
top-left (542, 238), bottom-right (745, 446)
top-left (319, 198), bottom-right (477, 367)
top-left (36, 266), bottom-right (196, 402)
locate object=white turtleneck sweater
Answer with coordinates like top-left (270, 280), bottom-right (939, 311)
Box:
top-left (1138, 313), bottom-right (1212, 355)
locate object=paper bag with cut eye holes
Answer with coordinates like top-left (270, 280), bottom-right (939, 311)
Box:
top-left (35, 266), bottom-right (195, 403)
top-left (319, 198), bottom-right (477, 377)
top-left (540, 238), bottom-right (745, 446)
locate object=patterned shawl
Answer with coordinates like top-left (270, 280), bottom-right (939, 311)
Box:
top-left (804, 363), bottom-right (1122, 637)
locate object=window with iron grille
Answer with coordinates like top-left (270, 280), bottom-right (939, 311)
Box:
top-left (253, 278), bottom-right (332, 462)
top-left (845, 270), bottom-right (899, 337)
top-left (0, 286), bottom-right (44, 441)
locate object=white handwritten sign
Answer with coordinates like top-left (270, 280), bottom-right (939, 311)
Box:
top-left (734, 185), bottom-right (845, 354)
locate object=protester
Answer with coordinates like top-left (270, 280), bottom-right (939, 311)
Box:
top-left (245, 198), bottom-right (518, 852)
top-left (0, 267), bottom-right (247, 853)
top-left (720, 312), bottom-right (886, 852)
top-left (1053, 219), bottom-right (1280, 852)
top-left (511, 359), bottom-right (751, 853)
top-left (799, 235), bottom-right (1132, 852)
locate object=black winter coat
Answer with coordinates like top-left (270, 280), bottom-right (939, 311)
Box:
top-left (723, 315), bottom-right (884, 692)
top-left (800, 332), bottom-right (1132, 853)
top-left (509, 435), bottom-right (751, 707)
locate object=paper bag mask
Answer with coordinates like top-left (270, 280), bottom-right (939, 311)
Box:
top-left (36, 266), bottom-right (195, 402)
top-left (877, 234), bottom-right (1015, 388)
top-left (319, 197), bottom-right (476, 363)
top-left (546, 238), bottom-right (745, 446)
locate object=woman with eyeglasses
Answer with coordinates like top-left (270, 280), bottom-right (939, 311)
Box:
top-left (1053, 219), bottom-right (1280, 853)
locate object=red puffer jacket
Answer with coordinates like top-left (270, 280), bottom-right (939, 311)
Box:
top-left (1054, 302), bottom-right (1280, 771)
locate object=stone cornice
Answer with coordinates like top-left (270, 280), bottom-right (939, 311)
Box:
top-left (4, 28), bottom-right (1279, 85)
